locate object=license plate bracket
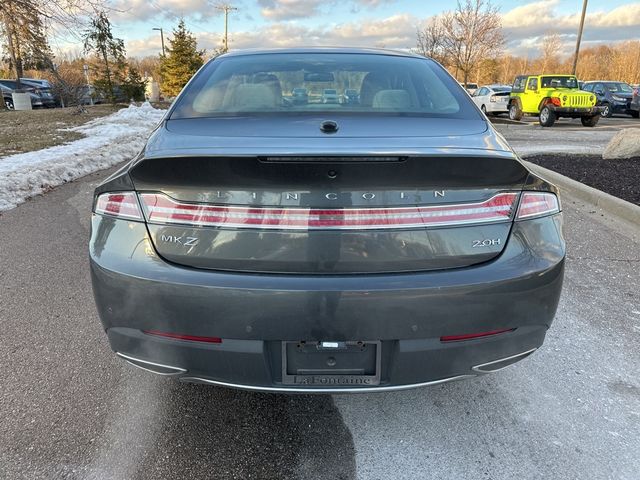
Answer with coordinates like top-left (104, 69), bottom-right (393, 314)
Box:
top-left (281, 341), bottom-right (381, 387)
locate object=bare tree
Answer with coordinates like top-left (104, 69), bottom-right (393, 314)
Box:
top-left (1, 0), bottom-right (111, 90)
top-left (540, 32), bottom-right (562, 73)
top-left (414, 38), bottom-right (639, 87)
top-left (416, 17), bottom-right (447, 65)
top-left (439, 0), bottom-right (505, 86)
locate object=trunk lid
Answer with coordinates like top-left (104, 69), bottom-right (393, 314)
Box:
top-left (131, 119), bottom-right (528, 273)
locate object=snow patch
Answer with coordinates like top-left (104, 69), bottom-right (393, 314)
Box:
top-left (0, 102), bottom-right (166, 211)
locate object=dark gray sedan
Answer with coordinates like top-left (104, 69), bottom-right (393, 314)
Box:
top-left (90, 48), bottom-right (565, 393)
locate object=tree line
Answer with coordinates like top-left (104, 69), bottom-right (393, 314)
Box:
top-left (2, 0), bottom-right (639, 107)
top-left (1, 1), bottom-right (207, 105)
top-left (416, 0), bottom-right (640, 86)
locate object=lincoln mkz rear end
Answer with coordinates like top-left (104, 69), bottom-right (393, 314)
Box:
top-left (90, 48), bottom-right (565, 393)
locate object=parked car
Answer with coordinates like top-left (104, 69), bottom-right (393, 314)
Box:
top-left (471, 85), bottom-right (512, 115)
top-left (0, 81), bottom-right (44, 109)
top-left (90, 47), bottom-right (565, 393)
top-left (322, 88), bottom-right (339, 104)
top-left (460, 82), bottom-right (479, 95)
top-left (582, 81), bottom-right (638, 118)
top-left (631, 84), bottom-right (640, 117)
top-left (20, 77), bottom-right (52, 89)
top-left (79, 85), bottom-right (106, 105)
top-left (291, 87), bottom-right (308, 105)
top-left (20, 79), bottom-right (57, 108)
top-left (1, 84), bottom-right (13, 109)
top-left (343, 88), bottom-right (360, 105)
top-left (509, 74), bottom-right (602, 127)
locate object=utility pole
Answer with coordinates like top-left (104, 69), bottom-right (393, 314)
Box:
top-left (572, 0), bottom-right (588, 75)
top-left (153, 27), bottom-right (166, 56)
top-left (216, 4), bottom-right (238, 53)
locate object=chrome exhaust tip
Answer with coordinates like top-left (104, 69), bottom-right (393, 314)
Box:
top-left (472, 348), bottom-right (538, 373)
top-left (116, 352), bottom-right (186, 376)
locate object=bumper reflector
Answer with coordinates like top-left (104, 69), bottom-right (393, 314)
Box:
top-left (143, 330), bottom-right (222, 344)
top-left (138, 192), bottom-right (518, 230)
top-left (440, 328), bottom-right (514, 342)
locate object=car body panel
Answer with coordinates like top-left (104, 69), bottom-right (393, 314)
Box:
top-left (145, 116), bottom-right (512, 158)
top-left (91, 211), bottom-right (564, 389)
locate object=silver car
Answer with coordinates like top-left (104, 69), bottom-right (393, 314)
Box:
top-left (90, 48), bottom-right (564, 393)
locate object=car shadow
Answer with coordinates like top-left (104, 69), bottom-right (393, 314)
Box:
top-left (134, 380), bottom-right (357, 480)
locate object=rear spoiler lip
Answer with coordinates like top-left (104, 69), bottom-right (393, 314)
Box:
top-left (137, 148), bottom-right (518, 162)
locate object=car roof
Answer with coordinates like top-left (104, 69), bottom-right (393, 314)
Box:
top-left (218, 47), bottom-right (423, 59)
top-left (583, 80), bottom-right (627, 84)
top-left (520, 74), bottom-right (575, 78)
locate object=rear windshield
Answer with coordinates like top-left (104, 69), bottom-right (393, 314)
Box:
top-left (170, 53), bottom-right (479, 119)
top-left (541, 76), bottom-right (579, 88)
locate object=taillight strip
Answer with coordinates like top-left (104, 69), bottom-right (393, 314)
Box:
top-left (94, 192), bottom-right (143, 220)
top-left (516, 192), bottom-right (560, 219)
top-left (138, 192), bottom-right (518, 230)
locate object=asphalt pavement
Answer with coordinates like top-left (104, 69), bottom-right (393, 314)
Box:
top-left (1, 164), bottom-right (639, 480)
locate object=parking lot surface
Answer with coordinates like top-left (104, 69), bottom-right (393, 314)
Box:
top-left (0, 163), bottom-right (639, 479)
top-left (493, 114), bottom-right (640, 157)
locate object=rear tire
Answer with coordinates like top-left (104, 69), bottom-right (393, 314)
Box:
top-left (601, 102), bottom-right (612, 118)
top-left (581, 115), bottom-right (600, 127)
top-left (630, 111), bottom-right (639, 119)
top-left (508, 103), bottom-right (522, 121)
top-left (539, 106), bottom-right (556, 127)
top-left (4, 98), bottom-right (14, 110)
top-left (481, 104), bottom-right (487, 115)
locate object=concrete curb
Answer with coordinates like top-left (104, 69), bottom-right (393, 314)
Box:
top-left (489, 117), bottom-right (529, 126)
top-left (523, 160), bottom-right (640, 225)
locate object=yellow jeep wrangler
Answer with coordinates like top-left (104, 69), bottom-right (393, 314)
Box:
top-left (508, 74), bottom-right (602, 127)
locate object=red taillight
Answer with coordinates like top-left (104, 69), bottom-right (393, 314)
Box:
top-left (143, 330), bottom-right (222, 343)
top-left (95, 192), bottom-right (143, 220)
top-left (516, 192), bottom-right (560, 220)
top-left (138, 192), bottom-right (518, 230)
top-left (440, 328), bottom-right (514, 342)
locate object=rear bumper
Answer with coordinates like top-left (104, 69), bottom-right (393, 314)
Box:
top-left (485, 103), bottom-right (509, 113)
top-left (109, 327), bottom-right (543, 392)
top-left (90, 213), bottom-right (565, 392)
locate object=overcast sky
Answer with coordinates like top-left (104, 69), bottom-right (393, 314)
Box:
top-left (58, 0), bottom-right (640, 58)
